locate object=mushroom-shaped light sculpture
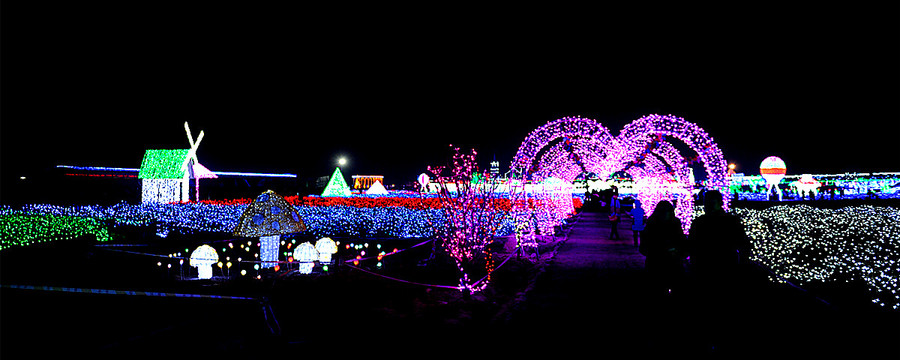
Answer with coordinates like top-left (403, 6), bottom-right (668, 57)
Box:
top-left (292, 242), bottom-right (319, 274)
top-left (190, 244), bottom-right (219, 279)
top-left (315, 237), bottom-right (338, 263)
top-left (233, 190), bottom-right (306, 269)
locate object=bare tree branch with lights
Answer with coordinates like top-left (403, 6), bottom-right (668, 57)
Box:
top-left (427, 145), bottom-right (503, 294)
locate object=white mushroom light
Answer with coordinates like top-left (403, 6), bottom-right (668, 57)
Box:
top-left (315, 237), bottom-right (338, 263)
top-left (292, 242), bottom-right (319, 274)
top-left (190, 245), bottom-right (219, 279)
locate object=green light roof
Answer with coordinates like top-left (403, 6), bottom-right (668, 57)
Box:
top-left (138, 149), bottom-right (190, 179)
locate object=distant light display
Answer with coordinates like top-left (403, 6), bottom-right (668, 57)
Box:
top-left (190, 245), bottom-right (219, 279)
top-left (792, 173), bottom-right (821, 196)
top-left (352, 175), bottom-right (385, 190)
top-left (417, 173), bottom-right (430, 190)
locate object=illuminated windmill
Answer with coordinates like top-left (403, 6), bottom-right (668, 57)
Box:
top-left (138, 122), bottom-right (217, 203)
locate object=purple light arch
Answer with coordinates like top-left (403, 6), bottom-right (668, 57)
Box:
top-left (511, 114), bottom-right (729, 233)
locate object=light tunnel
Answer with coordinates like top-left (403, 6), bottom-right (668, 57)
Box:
top-left (510, 114), bottom-right (729, 233)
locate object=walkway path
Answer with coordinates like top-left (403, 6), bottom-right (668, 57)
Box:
top-left (504, 211), bottom-right (660, 354)
top-left (503, 210), bottom-right (897, 356)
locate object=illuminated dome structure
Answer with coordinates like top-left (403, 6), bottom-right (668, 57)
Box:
top-left (233, 190), bottom-right (306, 268)
top-left (511, 114), bottom-right (729, 233)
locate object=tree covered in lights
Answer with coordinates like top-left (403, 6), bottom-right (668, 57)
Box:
top-left (428, 145), bottom-right (503, 293)
top-left (321, 167), bottom-right (352, 197)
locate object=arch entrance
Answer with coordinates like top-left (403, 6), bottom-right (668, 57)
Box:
top-left (510, 114), bottom-right (729, 233)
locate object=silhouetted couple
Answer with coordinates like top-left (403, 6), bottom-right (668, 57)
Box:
top-left (639, 191), bottom-right (750, 294)
top-left (639, 190), bottom-right (751, 350)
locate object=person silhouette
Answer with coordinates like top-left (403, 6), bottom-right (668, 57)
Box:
top-left (639, 200), bottom-right (685, 296)
top-left (687, 190), bottom-right (749, 285)
top-left (685, 190), bottom-right (751, 350)
top-left (630, 199), bottom-right (646, 247)
top-left (609, 193), bottom-right (621, 240)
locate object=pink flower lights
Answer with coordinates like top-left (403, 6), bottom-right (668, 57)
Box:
top-left (428, 146), bottom-right (504, 293)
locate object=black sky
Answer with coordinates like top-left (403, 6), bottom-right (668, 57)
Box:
top-left (2, 3), bottom-right (899, 190)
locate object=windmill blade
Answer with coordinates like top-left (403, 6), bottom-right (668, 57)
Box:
top-left (181, 129), bottom-right (204, 172)
top-left (184, 121), bottom-right (195, 147)
top-left (193, 131), bottom-right (204, 154)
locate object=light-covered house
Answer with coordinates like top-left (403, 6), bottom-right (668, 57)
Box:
top-left (138, 149), bottom-right (216, 203)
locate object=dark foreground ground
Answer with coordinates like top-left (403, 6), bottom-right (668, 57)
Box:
top-left (2, 211), bottom-right (898, 357)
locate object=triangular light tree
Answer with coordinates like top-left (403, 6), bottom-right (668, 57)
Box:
top-left (321, 167), bottom-right (352, 196)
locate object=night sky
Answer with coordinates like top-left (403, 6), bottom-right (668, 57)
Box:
top-left (2, 3), bottom-right (899, 193)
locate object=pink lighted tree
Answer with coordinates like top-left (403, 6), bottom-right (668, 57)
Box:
top-left (428, 145), bottom-right (503, 293)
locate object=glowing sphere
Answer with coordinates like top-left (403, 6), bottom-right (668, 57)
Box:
top-left (759, 156), bottom-right (786, 186)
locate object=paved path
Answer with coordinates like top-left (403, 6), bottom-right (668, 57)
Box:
top-left (503, 211), bottom-right (898, 356)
